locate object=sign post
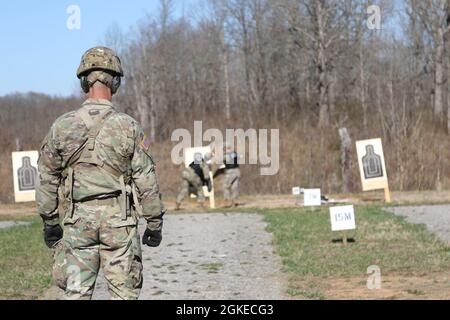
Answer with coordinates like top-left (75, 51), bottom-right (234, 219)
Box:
top-left (356, 138), bottom-right (391, 203)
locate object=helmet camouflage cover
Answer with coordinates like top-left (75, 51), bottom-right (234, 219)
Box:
top-left (77, 46), bottom-right (123, 78)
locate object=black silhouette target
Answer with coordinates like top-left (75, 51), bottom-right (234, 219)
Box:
top-left (17, 156), bottom-right (38, 191)
top-left (362, 145), bottom-right (383, 179)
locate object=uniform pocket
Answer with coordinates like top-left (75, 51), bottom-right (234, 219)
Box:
top-left (130, 234), bottom-right (143, 289)
top-left (109, 203), bottom-right (138, 228)
top-left (110, 215), bottom-right (138, 228)
top-left (52, 241), bottom-right (68, 290)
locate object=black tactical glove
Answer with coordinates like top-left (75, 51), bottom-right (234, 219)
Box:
top-left (142, 228), bottom-right (162, 247)
top-left (44, 224), bottom-right (63, 248)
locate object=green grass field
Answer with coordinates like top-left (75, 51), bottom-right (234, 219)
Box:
top-left (0, 217), bottom-right (53, 299)
top-left (262, 206), bottom-right (450, 299)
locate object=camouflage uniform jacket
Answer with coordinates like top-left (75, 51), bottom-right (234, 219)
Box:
top-left (188, 161), bottom-right (210, 185)
top-left (36, 98), bottom-right (165, 231)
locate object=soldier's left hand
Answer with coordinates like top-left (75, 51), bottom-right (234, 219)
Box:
top-left (44, 224), bottom-right (63, 248)
top-left (142, 228), bottom-right (162, 247)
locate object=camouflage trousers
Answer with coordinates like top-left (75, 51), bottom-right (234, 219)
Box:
top-left (223, 168), bottom-right (240, 201)
top-left (53, 198), bottom-right (143, 300)
top-left (176, 168), bottom-right (205, 205)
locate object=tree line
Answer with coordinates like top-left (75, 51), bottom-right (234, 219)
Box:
top-left (0, 0), bottom-right (449, 202)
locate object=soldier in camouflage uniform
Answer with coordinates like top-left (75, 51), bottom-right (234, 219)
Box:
top-left (175, 152), bottom-right (211, 210)
top-left (223, 146), bottom-right (241, 208)
top-left (36, 47), bottom-right (165, 300)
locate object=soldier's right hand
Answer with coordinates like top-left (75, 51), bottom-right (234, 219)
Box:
top-left (44, 224), bottom-right (63, 248)
top-left (142, 228), bottom-right (162, 247)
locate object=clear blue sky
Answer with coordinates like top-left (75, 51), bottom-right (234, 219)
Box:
top-left (0, 1), bottom-right (402, 97)
top-left (0, 0), bottom-right (201, 97)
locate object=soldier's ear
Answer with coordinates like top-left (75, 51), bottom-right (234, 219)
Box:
top-left (111, 76), bottom-right (121, 94)
top-left (80, 76), bottom-right (90, 93)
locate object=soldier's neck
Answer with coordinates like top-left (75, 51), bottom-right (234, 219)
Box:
top-left (88, 83), bottom-right (112, 101)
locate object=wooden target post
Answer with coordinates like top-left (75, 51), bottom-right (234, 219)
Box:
top-left (384, 185), bottom-right (392, 204)
top-left (201, 172), bottom-right (215, 209)
top-left (209, 171), bottom-right (215, 209)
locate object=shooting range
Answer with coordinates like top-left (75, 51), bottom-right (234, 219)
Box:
top-left (184, 146), bottom-right (215, 209)
top-left (3, 1), bottom-right (450, 302)
top-left (356, 138), bottom-right (391, 203)
top-left (11, 151), bottom-right (39, 203)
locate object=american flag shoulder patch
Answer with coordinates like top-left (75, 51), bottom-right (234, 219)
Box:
top-left (139, 135), bottom-right (151, 151)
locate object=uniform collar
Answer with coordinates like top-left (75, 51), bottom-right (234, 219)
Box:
top-left (82, 98), bottom-right (113, 108)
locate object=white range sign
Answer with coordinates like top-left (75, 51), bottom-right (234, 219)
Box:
top-left (304, 188), bottom-right (321, 206)
top-left (330, 205), bottom-right (356, 231)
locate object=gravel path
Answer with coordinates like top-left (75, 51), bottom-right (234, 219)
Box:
top-left (385, 205), bottom-right (450, 244)
top-left (92, 213), bottom-right (285, 300)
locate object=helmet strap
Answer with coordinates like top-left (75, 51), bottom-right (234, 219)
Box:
top-left (80, 76), bottom-right (90, 94)
top-left (111, 76), bottom-right (121, 95)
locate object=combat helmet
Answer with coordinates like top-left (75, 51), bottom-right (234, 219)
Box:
top-left (77, 47), bottom-right (123, 94)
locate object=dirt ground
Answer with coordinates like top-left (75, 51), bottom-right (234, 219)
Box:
top-left (3, 190), bottom-right (450, 217)
top-left (296, 272), bottom-right (450, 300)
top-left (165, 190), bottom-right (450, 212)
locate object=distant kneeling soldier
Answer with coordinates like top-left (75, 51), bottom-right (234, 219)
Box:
top-left (175, 152), bottom-right (211, 210)
top-left (37, 47), bottom-right (165, 300)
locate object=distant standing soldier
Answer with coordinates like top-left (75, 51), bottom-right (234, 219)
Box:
top-left (175, 152), bottom-right (211, 210)
top-left (222, 145), bottom-right (241, 207)
top-left (36, 47), bottom-right (165, 300)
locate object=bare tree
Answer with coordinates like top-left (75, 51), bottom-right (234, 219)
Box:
top-left (280, 0), bottom-right (356, 127)
top-left (408, 0), bottom-right (450, 124)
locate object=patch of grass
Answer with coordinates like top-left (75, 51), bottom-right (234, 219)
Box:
top-left (262, 206), bottom-right (450, 298)
top-left (200, 262), bottom-right (223, 273)
top-left (0, 217), bottom-right (53, 299)
top-left (286, 284), bottom-right (325, 300)
top-left (0, 214), bottom-right (35, 222)
top-left (406, 289), bottom-right (425, 296)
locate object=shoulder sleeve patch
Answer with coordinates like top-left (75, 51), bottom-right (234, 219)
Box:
top-left (139, 134), bottom-right (151, 152)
